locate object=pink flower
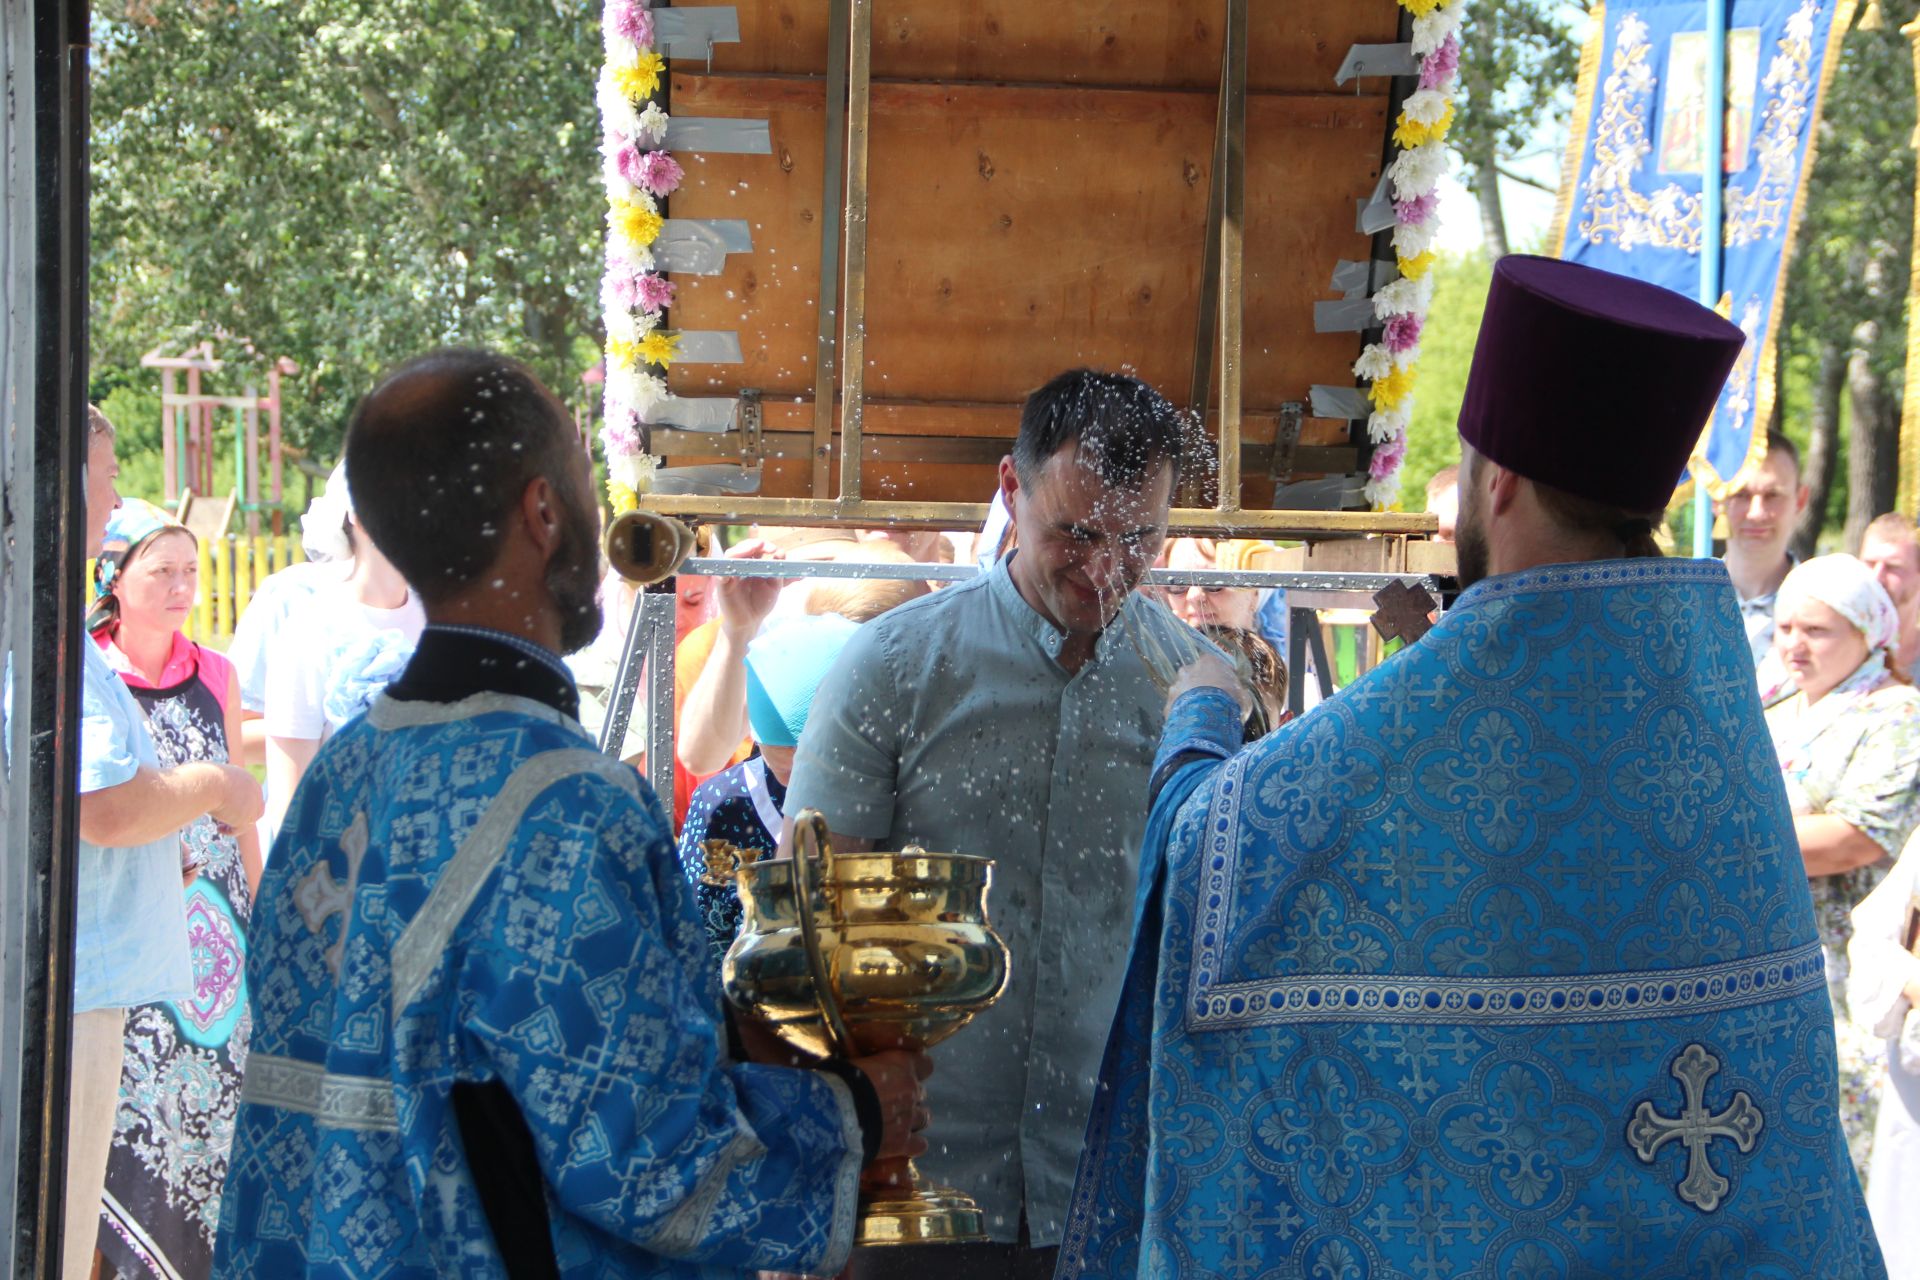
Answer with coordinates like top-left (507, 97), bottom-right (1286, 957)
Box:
top-left (1384, 313), bottom-right (1423, 354)
top-left (1369, 436), bottom-right (1408, 480)
top-left (635, 273), bottom-right (677, 312)
top-left (601, 419), bottom-right (642, 457)
top-left (607, 0), bottom-right (654, 47)
top-left (1395, 190), bottom-right (1439, 226)
top-left (1420, 35), bottom-right (1460, 89)
top-left (636, 150), bottom-right (684, 198)
top-left (607, 132), bottom-right (643, 184)
top-left (605, 251), bottom-right (650, 311)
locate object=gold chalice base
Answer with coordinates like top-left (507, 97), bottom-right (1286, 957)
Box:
top-left (858, 1164), bottom-right (986, 1246)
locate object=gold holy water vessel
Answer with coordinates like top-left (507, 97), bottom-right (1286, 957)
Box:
top-left (721, 809), bottom-right (1010, 1246)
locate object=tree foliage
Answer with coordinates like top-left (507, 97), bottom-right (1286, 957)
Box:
top-left (90, 0), bottom-right (605, 481)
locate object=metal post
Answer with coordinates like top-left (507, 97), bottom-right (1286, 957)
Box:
top-left (599, 588), bottom-right (680, 809)
top-left (1216, 0), bottom-right (1248, 513)
top-left (837, 0), bottom-right (872, 506)
top-left (812, 0), bottom-right (851, 498)
top-left (1694, 0), bottom-right (1727, 558)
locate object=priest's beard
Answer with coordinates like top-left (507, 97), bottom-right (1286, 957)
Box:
top-left (548, 495), bottom-right (606, 655)
top-left (1454, 478), bottom-right (1490, 590)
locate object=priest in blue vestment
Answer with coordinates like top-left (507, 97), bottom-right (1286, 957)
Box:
top-left (214, 350), bottom-right (927, 1280)
top-left (1058, 257), bottom-right (1886, 1279)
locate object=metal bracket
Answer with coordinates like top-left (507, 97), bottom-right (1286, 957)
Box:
top-left (1270, 402), bottom-right (1305, 485)
top-left (738, 389), bottom-right (764, 469)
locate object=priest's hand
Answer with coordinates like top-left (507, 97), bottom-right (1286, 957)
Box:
top-left (852, 1047), bottom-right (933, 1164)
top-left (715, 539), bottom-right (791, 639)
top-left (1167, 652), bottom-right (1251, 718)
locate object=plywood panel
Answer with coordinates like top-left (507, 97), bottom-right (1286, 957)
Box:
top-left (675, 0), bottom-right (1405, 95)
top-left (666, 74), bottom-right (1384, 410)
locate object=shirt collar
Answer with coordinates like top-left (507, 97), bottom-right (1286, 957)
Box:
top-left (386, 624), bottom-right (579, 721)
top-left (95, 629), bottom-right (198, 690)
top-left (987, 551), bottom-right (1140, 668)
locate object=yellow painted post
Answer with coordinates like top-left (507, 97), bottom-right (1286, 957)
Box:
top-left (291, 534), bottom-right (306, 565)
top-left (194, 537), bottom-right (213, 639)
top-left (272, 534), bottom-right (289, 574)
top-left (234, 537), bottom-right (253, 624)
top-left (213, 537), bottom-right (233, 640)
top-left (253, 534), bottom-right (269, 593)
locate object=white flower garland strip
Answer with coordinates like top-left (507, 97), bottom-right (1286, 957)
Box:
top-left (600, 0), bottom-right (681, 512)
top-left (1358, 0), bottom-right (1467, 509)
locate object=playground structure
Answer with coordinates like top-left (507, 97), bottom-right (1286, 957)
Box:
top-left (141, 342), bottom-right (298, 537)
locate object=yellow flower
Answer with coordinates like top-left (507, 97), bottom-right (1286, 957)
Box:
top-left (1371, 365), bottom-right (1417, 411)
top-left (613, 51), bottom-right (665, 103)
top-left (607, 336), bottom-right (645, 371)
top-left (1401, 0), bottom-right (1446, 14)
top-left (608, 481), bottom-right (639, 515)
top-left (639, 330), bottom-right (682, 367)
top-left (1398, 250), bottom-right (1438, 281)
top-left (610, 196), bottom-right (664, 249)
top-left (1394, 105), bottom-right (1454, 149)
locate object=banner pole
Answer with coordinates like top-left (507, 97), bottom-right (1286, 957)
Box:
top-left (1695, 0), bottom-right (1729, 557)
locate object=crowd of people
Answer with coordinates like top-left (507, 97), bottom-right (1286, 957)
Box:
top-left (34, 253), bottom-right (1920, 1279)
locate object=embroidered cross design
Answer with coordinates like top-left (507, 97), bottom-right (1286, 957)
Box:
top-left (1627, 1043), bottom-right (1763, 1212)
top-left (1371, 580), bottom-right (1438, 645)
top-left (295, 811), bottom-right (370, 980)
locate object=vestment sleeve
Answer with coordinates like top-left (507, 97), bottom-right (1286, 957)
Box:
top-left (1823, 705), bottom-right (1920, 859)
top-left (78, 646), bottom-right (140, 794)
top-left (783, 621), bottom-right (901, 841)
top-left (460, 770), bottom-right (862, 1276)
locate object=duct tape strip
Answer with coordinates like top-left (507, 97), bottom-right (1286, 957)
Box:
top-left (1335, 43), bottom-right (1419, 84)
top-left (1356, 172), bottom-right (1397, 236)
top-left (1314, 298), bottom-right (1380, 333)
top-left (651, 465), bottom-right (764, 496)
top-left (663, 117), bottom-right (773, 155)
top-left (654, 220), bottom-right (754, 275)
top-left (654, 7), bottom-right (742, 59)
top-left (647, 397), bottom-right (741, 432)
top-left (671, 331), bottom-right (745, 364)
top-left (1332, 259), bottom-right (1402, 299)
top-left (1274, 475), bottom-right (1369, 510)
top-left (1310, 385), bottom-right (1373, 421)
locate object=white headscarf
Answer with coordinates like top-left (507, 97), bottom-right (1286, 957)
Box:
top-left (1775, 554), bottom-right (1901, 654)
top-left (298, 461), bottom-right (355, 563)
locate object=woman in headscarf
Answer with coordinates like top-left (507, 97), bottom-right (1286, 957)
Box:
top-left (1767, 552), bottom-right (1920, 1186)
top-left (87, 499), bottom-right (261, 1280)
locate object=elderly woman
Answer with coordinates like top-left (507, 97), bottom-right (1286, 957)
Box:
top-left (1767, 553), bottom-right (1920, 1184)
top-left (87, 499), bottom-right (262, 1279)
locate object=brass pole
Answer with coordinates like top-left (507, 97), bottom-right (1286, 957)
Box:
top-left (1899, 17), bottom-right (1920, 514)
top-left (812, 0), bottom-right (852, 499)
top-left (1216, 0), bottom-right (1248, 513)
top-left (838, 0), bottom-right (873, 505)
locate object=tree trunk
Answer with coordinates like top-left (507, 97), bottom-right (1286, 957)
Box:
top-left (1471, 142), bottom-right (1510, 259)
top-left (1791, 338), bottom-right (1844, 559)
top-left (1843, 319), bottom-right (1900, 551)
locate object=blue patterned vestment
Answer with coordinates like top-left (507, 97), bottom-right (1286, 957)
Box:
top-left (1059, 558), bottom-right (1885, 1279)
top-left (214, 632), bottom-right (863, 1279)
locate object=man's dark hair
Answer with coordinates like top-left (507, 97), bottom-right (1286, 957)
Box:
top-left (345, 348), bottom-right (580, 604)
top-left (1012, 368), bottom-right (1187, 489)
top-left (1765, 429), bottom-right (1800, 477)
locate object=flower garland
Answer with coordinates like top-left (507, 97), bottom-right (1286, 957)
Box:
top-left (1358, 0), bottom-right (1467, 509)
top-left (599, 0), bottom-right (683, 514)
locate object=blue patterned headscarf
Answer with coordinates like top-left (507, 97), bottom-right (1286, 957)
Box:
top-left (89, 499), bottom-right (195, 634)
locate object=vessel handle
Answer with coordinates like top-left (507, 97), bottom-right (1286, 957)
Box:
top-left (791, 809), bottom-right (855, 1059)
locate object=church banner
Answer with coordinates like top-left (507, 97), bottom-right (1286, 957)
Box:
top-left (1549, 0), bottom-right (1855, 495)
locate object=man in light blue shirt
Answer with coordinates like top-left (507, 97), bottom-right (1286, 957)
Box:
top-left (56, 408), bottom-right (261, 1280)
top-left (785, 369), bottom-right (1202, 1280)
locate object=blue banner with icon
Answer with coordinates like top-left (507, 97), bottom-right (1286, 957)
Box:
top-left (1550, 0), bottom-right (1854, 493)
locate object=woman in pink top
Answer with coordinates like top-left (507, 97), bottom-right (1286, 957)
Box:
top-left (87, 499), bottom-right (260, 1280)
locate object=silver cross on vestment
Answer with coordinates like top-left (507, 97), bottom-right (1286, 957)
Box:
top-left (293, 811), bottom-right (371, 979)
top-left (1627, 1042), bottom-right (1764, 1212)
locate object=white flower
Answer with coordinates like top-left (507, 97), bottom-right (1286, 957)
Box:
top-left (1388, 142), bottom-right (1448, 201)
top-left (1393, 218), bottom-right (1437, 261)
top-left (1367, 409), bottom-right (1409, 444)
top-left (636, 103), bottom-right (671, 146)
top-left (1412, 4), bottom-right (1463, 56)
top-left (1354, 345), bottom-right (1395, 381)
top-left (604, 308), bottom-right (660, 346)
top-left (1403, 89), bottom-right (1450, 126)
top-left (605, 28), bottom-right (639, 68)
top-left (1365, 473), bottom-right (1403, 509)
top-left (608, 366), bottom-right (668, 416)
top-left (598, 69), bottom-right (640, 138)
top-left (603, 164), bottom-right (634, 206)
top-left (1373, 277), bottom-right (1424, 318)
top-left (610, 452), bottom-right (657, 491)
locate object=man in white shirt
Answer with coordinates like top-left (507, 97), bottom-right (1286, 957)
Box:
top-left (1860, 511), bottom-right (1920, 675)
top-left (1720, 430), bottom-right (1808, 701)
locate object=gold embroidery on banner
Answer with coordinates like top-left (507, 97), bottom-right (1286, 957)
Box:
top-left (1581, 14), bottom-right (1705, 252)
top-left (1726, 1), bottom-right (1820, 245)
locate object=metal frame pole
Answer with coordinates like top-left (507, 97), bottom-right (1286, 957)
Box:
top-left (1694, 0), bottom-right (1727, 558)
top-left (1216, 0), bottom-right (1248, 513)
top-left (811, 0), bottom-right (851, 498)
top-left (598, 587), bottom-right (679, 809)
top-left (837, 0), bottom-right (872, 506)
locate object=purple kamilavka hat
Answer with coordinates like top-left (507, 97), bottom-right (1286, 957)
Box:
top-left (1458, 255), bottom-right (1747, 511)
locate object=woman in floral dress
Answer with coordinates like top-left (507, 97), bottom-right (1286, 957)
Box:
top-left (1767, 554), bottom-right (1920, 1187)
top-left (88, 500), bottom-right (261, 1279)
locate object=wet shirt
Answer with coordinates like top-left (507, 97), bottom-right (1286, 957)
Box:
top-left (785, 554), bottom-right (1184, 1246)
